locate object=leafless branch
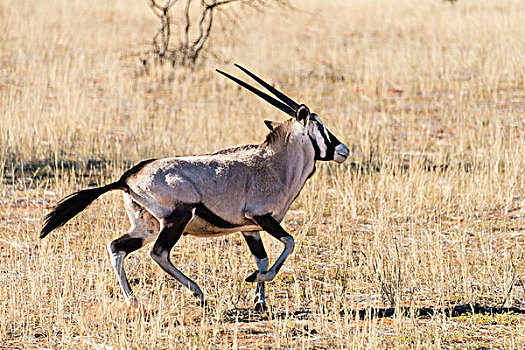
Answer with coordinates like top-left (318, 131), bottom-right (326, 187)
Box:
top-left (144, 0), bottom-right (290, 67)
top-left (183, 0), bottom-right (191, 49)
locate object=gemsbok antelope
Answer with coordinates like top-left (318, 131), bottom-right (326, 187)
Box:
top-left (40, 64), bottom-right (350, 310)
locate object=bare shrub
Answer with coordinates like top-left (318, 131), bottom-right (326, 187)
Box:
top-left (144, 0), bottom-right (289, 67)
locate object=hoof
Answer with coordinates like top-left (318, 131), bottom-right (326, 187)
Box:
top-left (197, 299), bottom-right (214, 313)
top-left (245, 271), bottom-right (258, 283)
top-left (194, 294), bottom-right (210, 310)
top-left (119, 297), bottom-right (147, 318)
top-left (125, 297), bottom-right (142, 310)
top-left (254, 302), bottom-right (267, 312)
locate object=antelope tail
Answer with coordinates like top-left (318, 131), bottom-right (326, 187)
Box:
top-left (40, 181), bottom-right (127, 239)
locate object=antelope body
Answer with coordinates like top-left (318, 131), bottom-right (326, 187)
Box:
top-left (40, 65), bottom-right (349, 310)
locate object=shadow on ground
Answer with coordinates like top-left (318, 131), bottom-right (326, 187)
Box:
top-left (347, 304), bottom-right (525, 319)
top-left (223, 307), bottom-right (311, 323)
top-left (224, 304), bottom-right (525, 323)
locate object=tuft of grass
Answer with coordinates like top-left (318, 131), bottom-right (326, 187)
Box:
top-left (453, 311), bottom-right (522, 326)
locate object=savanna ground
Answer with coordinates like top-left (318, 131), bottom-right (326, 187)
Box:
top-left (1, 0), bottom-right (525, 348)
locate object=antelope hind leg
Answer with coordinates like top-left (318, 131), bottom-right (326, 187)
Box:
top-left (149, 207), bottom-right (205, 304)
top-left (108, 195), bottom-right (159, 304)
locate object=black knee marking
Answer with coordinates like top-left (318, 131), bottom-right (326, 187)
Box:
top-left (245, 271), bottom-right (258, 283)
top-left (243, 235), bottom-right (268, 260)
top-left (109, 235), bottom-right (144, 255)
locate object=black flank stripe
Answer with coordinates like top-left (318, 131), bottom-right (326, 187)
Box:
top-left (195, 203), bottom-right (238, 229)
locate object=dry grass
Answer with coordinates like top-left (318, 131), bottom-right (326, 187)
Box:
top-left (1, 0), bottom-right (525, 348)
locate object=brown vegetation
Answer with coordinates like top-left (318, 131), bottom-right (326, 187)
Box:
top-left (1, 0), bottom-right (525, 348)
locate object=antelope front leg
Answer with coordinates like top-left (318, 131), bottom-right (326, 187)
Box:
top-left (245, 214), bottom-right (294, 284)
top-left (242, 231), bottom-right (269, 311)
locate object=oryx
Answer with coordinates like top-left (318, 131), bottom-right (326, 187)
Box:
top-left (40, 64), bottom-right (349, 310)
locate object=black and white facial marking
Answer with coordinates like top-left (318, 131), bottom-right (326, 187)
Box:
top-left (297, 106), bottom-right (349, 163)
top-left (216, 66), bottom-right (349, 164)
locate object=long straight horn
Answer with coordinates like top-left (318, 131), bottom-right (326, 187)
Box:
top-left (216, 69), bottom-right (296, 117)
top-left (234, 64), bottom-right (300, 110)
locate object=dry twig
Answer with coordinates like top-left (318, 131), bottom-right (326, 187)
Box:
top-left (144, 0), bottom-right (290, 67)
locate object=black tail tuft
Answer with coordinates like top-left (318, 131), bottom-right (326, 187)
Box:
top-left (40, 182), bottom-right (126, 239)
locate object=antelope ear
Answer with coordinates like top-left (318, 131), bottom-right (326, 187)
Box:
top-left (295, 104), bottom-right (310, 125)
top-left (264, 120), bottom-right (281, 131)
